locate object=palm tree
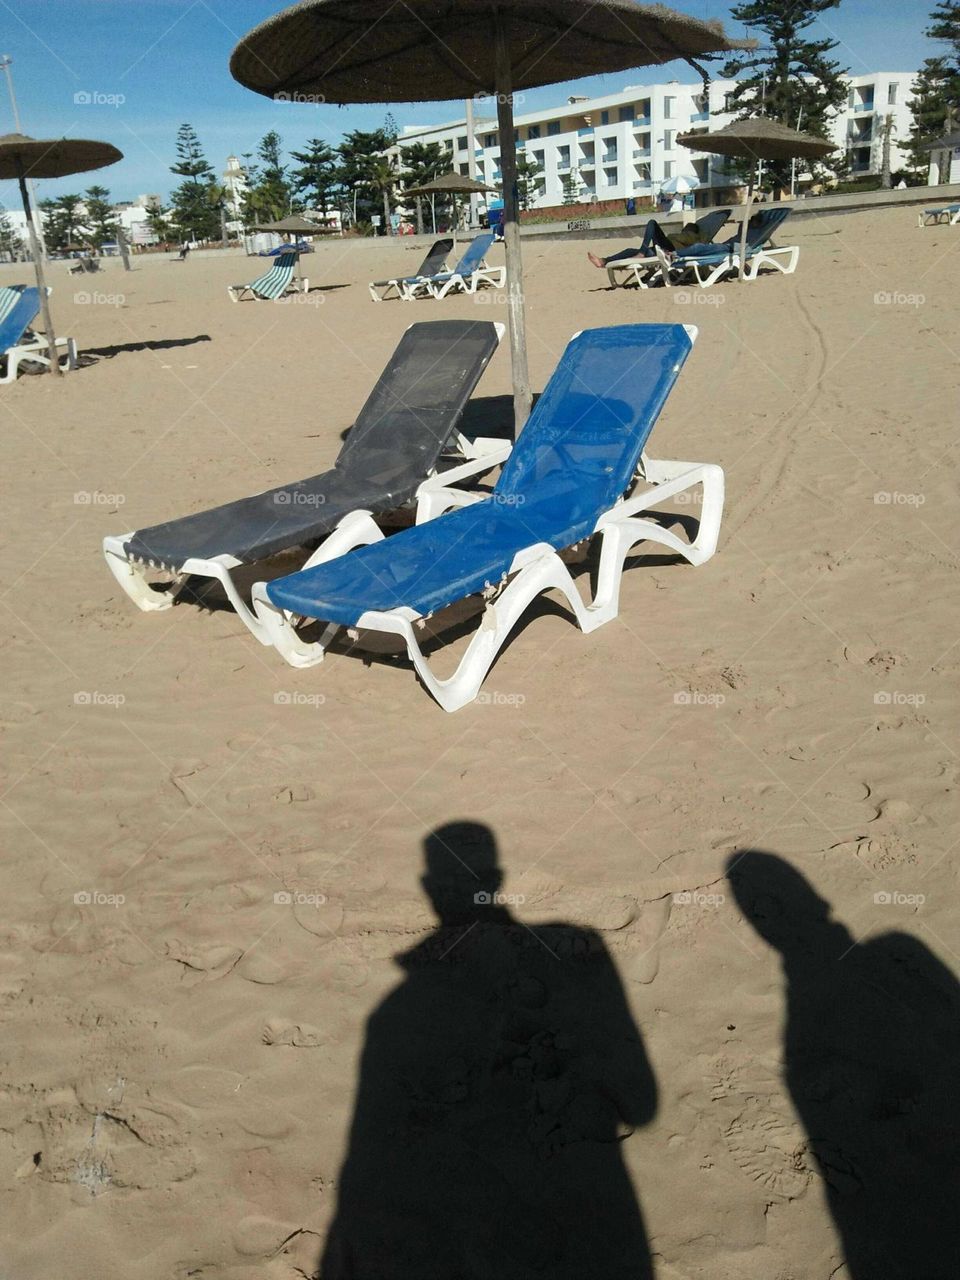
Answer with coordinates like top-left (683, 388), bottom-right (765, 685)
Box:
top-left (368, 157), bottom-right (397, 235)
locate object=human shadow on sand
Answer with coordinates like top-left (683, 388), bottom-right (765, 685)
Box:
top-left (80, 334), bottom-right (212, 360)
top-left (319, 821), bottom-right (657, 1279)
top-left (727, 851), bottom-right (960, 1280)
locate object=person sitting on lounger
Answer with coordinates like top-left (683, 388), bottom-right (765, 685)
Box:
top-left (587, 211), bottom-right (727, 269)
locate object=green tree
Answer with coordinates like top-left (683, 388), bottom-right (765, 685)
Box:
top-left (368, 156), bottom-right (398, 234)
top-left (337, 126), bottom-right (395, 229)
top-left (170, 123), bottom-right (219, 241)
top-left (720, 1), bottom-right (849, 192)
top-left (39, 194), bottom-right (84, 251)
top-left (906, 5), bottom-right (960, 173)
top-left (290, 138), bottom-right (340, 214)
top-left (0, 203), bottom-right (22, 258)
top-left (399, 140), bottom-right (450, 233)
top-left (84, 184), bottom-right (118, 246)
top-left (145, 203), bottom-right (175, 245)
top-left (243, 130), bottom-right (292, 225)
top-left (561, 172), bottom-right (580, 204)
top-left (516, 152), bottom-right (544, 210)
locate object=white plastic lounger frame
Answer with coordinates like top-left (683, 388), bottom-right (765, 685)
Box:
top-left (102, 437), bottom-right (510, 646)
top-left (918, 205), bottom-right (960, 227)
top-left (250, 365), bottom-right (724, 713)
top-left (656, 243), bottom-right (799, 288)
top-left (606, 256), bottom-right (665, 289)
top-left (427, 263), bottom-right (506, 300)
top-left (1, 333), bottom-right (78, 383)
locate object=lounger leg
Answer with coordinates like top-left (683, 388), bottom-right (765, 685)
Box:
top-left (103, 536), bottom-right (189, 611)
top-left (251, 586), bottom-right (333, 667)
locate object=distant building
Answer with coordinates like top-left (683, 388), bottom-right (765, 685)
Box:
top-left (397, 72), bottom-right (918, 212)
top-left (223, 155), bottom-right (248, 233)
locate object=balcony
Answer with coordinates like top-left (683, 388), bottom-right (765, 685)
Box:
top-left (691, 110), bottom-right (709, 122)
top-left (851, 99), bottom-right (875, 114)
top-left (580, 158), bottom-right (596, 169)
top-left (633, 179), bottom-right (652, 190)
top-left (556, 161), bottom-right (572, 172)
top-left (633, 116), bottom-right (652, 128)
top-left (633, 148), bottom-right (651, 159)
top-left (577, 126), bottom-right (594, 136)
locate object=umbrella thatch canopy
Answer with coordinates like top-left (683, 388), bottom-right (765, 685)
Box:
top-left (677, 117), bottom-right (832, 280)
top-left (404, 172), bottom-right (497, 244)
top-left (254, 213), bottom-right (335, 233)
top-left (924, 129), bottom-right (960, 152)
top-left (231, 0), bottom-right (751, 435)
top-left (0, 133), bottom-right (123, 377)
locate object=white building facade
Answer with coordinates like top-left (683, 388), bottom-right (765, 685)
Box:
top-left (398, 72), bottom-right (917, 210)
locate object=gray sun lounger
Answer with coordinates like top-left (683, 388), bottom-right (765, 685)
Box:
top-left (104, 319), bottom-right (508, 643)
top-left (369, 238), bottom-right (453, 301)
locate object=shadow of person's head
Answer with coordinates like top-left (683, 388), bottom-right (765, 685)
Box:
top-left (725, 849), bottom-right (839, 957)
top-left (422, 820), bottom-right (512, 927)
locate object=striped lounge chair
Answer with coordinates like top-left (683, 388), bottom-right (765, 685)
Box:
top-left (228, 249), bottom-right (306, 302)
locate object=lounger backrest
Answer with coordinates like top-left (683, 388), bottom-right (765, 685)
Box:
top-left (417, 237), bottom-right (453, 277)
top-left (708, 206), bottom-right (789, 254)
top-left (693, 209), bottom-right (731, 243)
top-left (0, 287), bottom-right (41, 354)
top-left (450, 232), bottom-right (494, 276)
top-left (252, 249), bottom-right (298, 297)
top-left (0, 284), bottom-right (26, 328)
top-left (495, 324), bottom-right (694, 523)
top-left (335, 319), bottom-right (501, 483)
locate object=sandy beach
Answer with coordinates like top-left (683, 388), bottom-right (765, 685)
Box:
top-left (1, 207), bottom-right (958, 1278)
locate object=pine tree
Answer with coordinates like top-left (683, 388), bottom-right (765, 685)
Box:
top-left (516, 153), bottom-right (544, 210)
top-left (337, 127), bottom-right (396, 229)
top-left (243, 131), bottom-right (292, 224)
top-left (40, 194), bottom-right (84, 252)
top-left (290, 139), bottom-right (340, 214)
top-left (145, 203), bottom-right (175, 246)
top-left (170, 124), bottom-right (219, 242)
top-left (399, 141), bottom-right (451, 233)
top-left (905, 5), bottom-right (960, 174)
top-left (84, 184), bottom-right (118, 247)
top-left (720, 1), bottom-right (849, 191)
top-left (0, 203), bottom-right (23, 259)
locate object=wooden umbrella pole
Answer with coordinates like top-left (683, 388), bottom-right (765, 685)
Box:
top-left (494, 10), bottom-right (532, 435)
top-left (738, 171), bottom-right (754, 283)
top-left (17, 161), bottom-right (62, 376)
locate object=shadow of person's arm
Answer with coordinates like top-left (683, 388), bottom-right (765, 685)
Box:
top-left (590, 937), bottom-right (657, 1129)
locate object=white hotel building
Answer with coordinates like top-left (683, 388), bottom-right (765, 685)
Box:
top-left (397, 73), bottom-right (917, 209)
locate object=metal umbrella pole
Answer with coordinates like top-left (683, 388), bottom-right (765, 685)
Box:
top-left (15, 156), bottom-right (61, 376)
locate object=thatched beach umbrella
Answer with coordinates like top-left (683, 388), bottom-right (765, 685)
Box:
top-left (404, 171), bottom-right (496, 244)
top-left (0, 133), bottom-right (122, 376)
top-left (254, 213), bottom-right (335, 233)
top-left (677, 116), bottom-right (832, 281)
top-left (230, 0), bottom-right (751, 435)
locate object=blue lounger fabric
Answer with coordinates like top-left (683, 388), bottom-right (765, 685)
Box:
top-left (266, 323), bottom-right (693, 626)
top-left (0, 286), bottom-right (41, 353)
top-left (673, 207), bottom-right (790, 263)
top-left (424, 232), bottom-right (495, 286)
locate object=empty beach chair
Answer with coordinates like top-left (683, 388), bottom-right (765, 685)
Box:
top-left (252, 323), bottom-right (724, 712)
top-left (228, 249), bottom-right (305, 301)
top-left (368, 238), bottom-right (453, 301)
top-left (657, 208), bottom-right (796, 286)
top-left (605, 210), bottom-right (731, 288)
top-left (0, 286), bottom-right (77, 383)
top-left (919, 203), bottom-right (960, 227)
top-left (104, 320), bottom-right (508, 641)
top-left (407, 233), bottom-right (505, 300)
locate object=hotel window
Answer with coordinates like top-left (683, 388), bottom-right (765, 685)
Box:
top-left (485, 133), bottom-right (497, 147)
top-left (663, 96), bottom-right (675, 118)
top-left (558, 145), bottom-right (571, 167)
top-left (888, 83), bottom-right (898, 104)
top-left (527, 124), bottom-right (541, 139)
top-left (531, 150), bottom-right (544, 168)
top-left (620, 105), bottom-right (635, 122)
top-left (604, 138), bottom-right (618, 160)
top-left (600, 109), bottom-right (610, 125)
top-left (663, 160), bottom-right (673, 178)
top-left (603, 166), bottom-right (618, 187)
top-left (548, 120), bottom-right (560, 136)
top-left (664, 130), bottom-right (674, 149)
top-left (457, 135), bottom-right (467, 150)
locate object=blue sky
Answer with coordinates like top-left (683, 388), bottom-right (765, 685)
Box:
top-left (0, 0), bottom-right (944, 204)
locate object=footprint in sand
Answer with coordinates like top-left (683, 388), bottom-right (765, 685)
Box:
top-left (262, 1018), bottom-right (327, 1048)
top-left (709, 1055), bottom-right (812, 1200)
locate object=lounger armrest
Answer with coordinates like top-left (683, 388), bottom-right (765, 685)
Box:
top-left (415, 443), bottom-right (511, 523)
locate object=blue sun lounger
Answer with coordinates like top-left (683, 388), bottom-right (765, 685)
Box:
top-left (919, 203), bottom-right (960, 227)
top-left (228, 249), bottom-right (305, 301)
top-left (0, 285), bottom-right (77, 383)
top-left (407, 232), bottom-right (505, 300)
top-left (658, 208), bottom-right (796, 286)
top-left (368, 237), bottom-right (453, 301)
top-left (252, 322), bottom-right (725, 711)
